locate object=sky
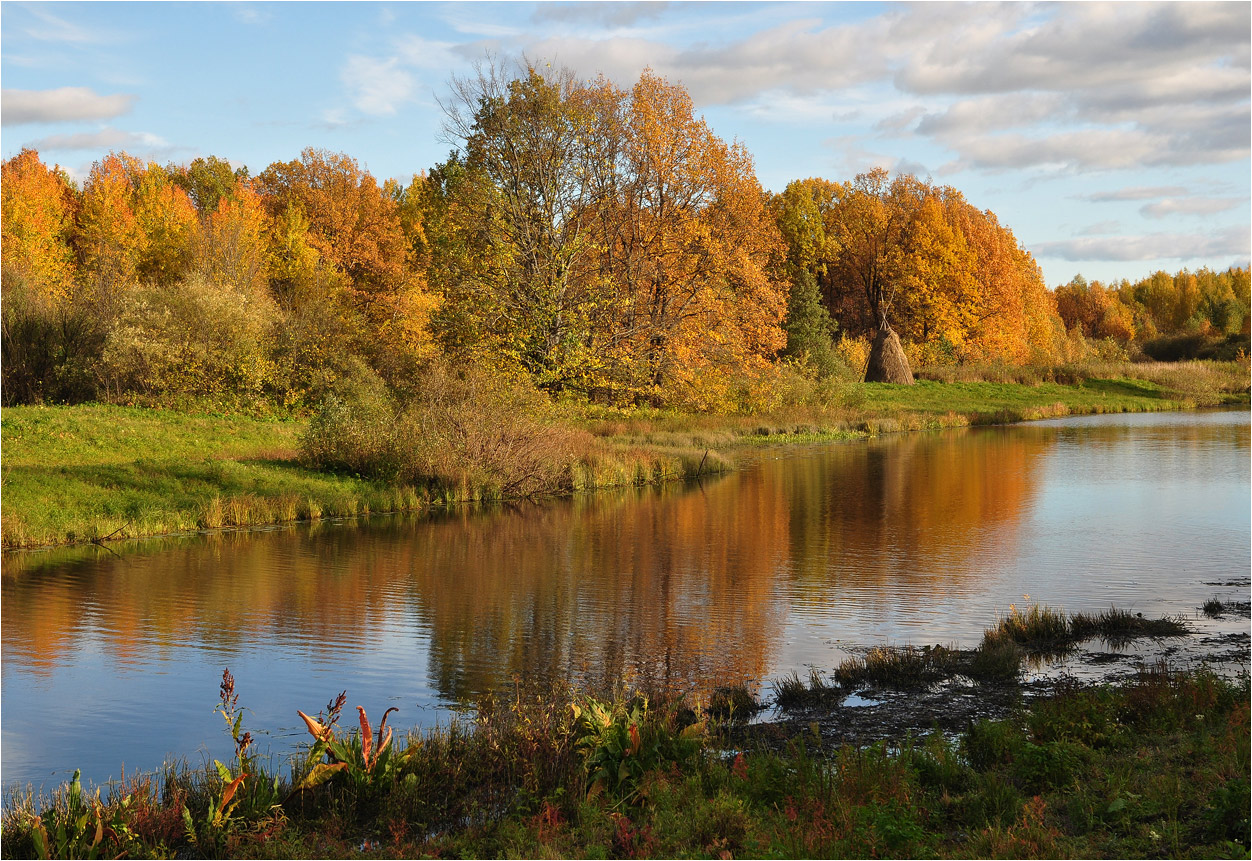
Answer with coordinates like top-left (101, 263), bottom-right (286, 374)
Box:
top-left (1, 0), bottom-right (1249, 288)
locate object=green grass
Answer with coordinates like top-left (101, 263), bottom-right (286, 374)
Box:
top-left (0, 404), bottom-right (418, 548)
top-left (0, 404), bottom-right (731, 549)
top-left (2, 663), bottom-right (1246, 859)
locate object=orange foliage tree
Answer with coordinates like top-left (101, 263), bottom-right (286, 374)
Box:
top-left (255, 148), bottom-right (437, 371)
top-left (0, 149), bottom-right (79, 305)
top-left (786, 168), bottom-right (1064, 367)
top-left (588, 71), bottom-right (787, 407)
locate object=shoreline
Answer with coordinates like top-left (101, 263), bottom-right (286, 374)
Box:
top-left (2, 374), bottom-right (1247, 552)
top-left (4, 604), bottom-right (1247, 859)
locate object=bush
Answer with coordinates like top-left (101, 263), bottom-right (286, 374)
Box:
top-left (99, 275), bottom-right (278, 406)
top-left (1, 268), bottom-right (104, 405)
top-left (302, 361), bottom-right (581, 499)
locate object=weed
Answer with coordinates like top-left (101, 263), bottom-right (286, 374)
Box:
top-left (772, 668), bottom-right (840, 709)
top-left (706, 685), bottom-right (761, 720)
top-left (834, 644), bottom-right (958, 689)
top-left (293, 691), bottom-right (417, 803)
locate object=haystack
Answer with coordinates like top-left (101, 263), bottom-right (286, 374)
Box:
top-left (864, 325), bottom-right (914, 384)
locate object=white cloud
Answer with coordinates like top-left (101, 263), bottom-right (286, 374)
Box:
top-left (1034, 226), bottom-right (1249, 262)
top-left (2, 87), bottom-right (136, 126)
top-left (1078, 220), bottom-right (1122, 236)
top-left (23, 127), bottom-right (170, 152)
top-left (1140, 197), bottom-right (1245, 219)
top-left (341, 55), bottom-right (416, 116)
top-left (1084, 186), bottom-right (1191, 203)
top-left (393, 34), bottom-right (463, 71)
top-left (532, 2), bottom-right (670, 28)
top-left (21, 6), bottom-right (120, 44)
top-left (234, 7), bottom-right (273, 25)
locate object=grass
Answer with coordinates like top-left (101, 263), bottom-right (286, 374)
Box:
top-left (3, 358), bottom-right (1246, 549)
top-left (833, 645), bottom-right (960, 689)
top-left (0, 405), bottom-right (728, 549)
top-left (986, 604), bottom-right (1189, 655)
top-left (2, 659), bottom-right (1246, 859)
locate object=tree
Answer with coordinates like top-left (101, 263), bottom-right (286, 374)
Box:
top-left (434, 64), bottom-right (788, 406)
top-left (255, 148), bottom-right (437, 369)
top-left (75, 152), bottom-right (147, 309)
top-left (826, 168), bottom-right (918, 337)
top-left (0, 149), bottom-right (79, 305)
top-left (131, 163), bottom-right (198, 286)
top-left (197, 182), bottom-right (270, 297)
top-left (584, 70), bottom-right (787, 406)
top-left (435, 61), bottom-right (603, 388)
top-left (170, 155), bottom-right (249, 216)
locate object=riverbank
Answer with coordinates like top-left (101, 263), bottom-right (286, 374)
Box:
top-left (3, 605), bottom-right (1247, 859)
top-left (3, 361), bottom-right (1247, 549)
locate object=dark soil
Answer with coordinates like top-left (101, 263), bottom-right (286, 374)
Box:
top-left (732, 623), bottom-right (1250, 755)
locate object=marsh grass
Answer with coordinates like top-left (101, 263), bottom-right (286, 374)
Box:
top-left (772, 669), bottom-right (840, 709)
top-left (986, 604), bottom-right (1189, 654)
top-left (1069, 607), bottom-right (1189, 646)
top-left (834, 645), bottom-right (960, 689)
top-left (770, 605), bottom-right (1190, 709)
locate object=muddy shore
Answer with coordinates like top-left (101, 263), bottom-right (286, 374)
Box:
top-left (734, 595), bottom-right (1250, 754)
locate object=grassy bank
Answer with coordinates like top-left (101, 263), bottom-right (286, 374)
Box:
top-left (3, 629), bottom-right (1246, 858)
top-left (2, 360), bottom-right (1247, 549)
top-left (0, 405), bottom-right (726, 549)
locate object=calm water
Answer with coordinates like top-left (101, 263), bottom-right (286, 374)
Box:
top-left (3, 409), bottom-right (1248, 791)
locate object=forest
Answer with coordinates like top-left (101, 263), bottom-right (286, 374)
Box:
top-left (3, 65), bottom-right (1249, 417)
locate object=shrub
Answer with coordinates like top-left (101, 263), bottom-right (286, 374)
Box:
top-left (302, 361), bottom-right (582, 499)
top-left (1, 267), bottom-right (104, 405)
top-left (99, 275), bottom-right (278, 406)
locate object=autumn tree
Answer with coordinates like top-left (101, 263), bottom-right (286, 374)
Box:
top-left (433, 61), bottom-right (604, 388)
top-left (581, 70), bottom-right (787, 406)
top-left (255, 148), bottom-right (437, 385)
top-left (195, 181), bottom-right (270, 297)
top-left (0, 149), bottom-right (79, 305)
top-left (75, 152), bottom-right (147, 309)
top-left (433, 64), bottom-right (787, 406)
top-left (0, 149), bottom-right (100, 404)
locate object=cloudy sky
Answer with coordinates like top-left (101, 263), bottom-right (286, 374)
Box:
top-left (2, 1), bottom-right (1248, 287)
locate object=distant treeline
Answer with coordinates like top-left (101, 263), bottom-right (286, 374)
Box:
top-left (3, 62), bottom-right (1248, 411)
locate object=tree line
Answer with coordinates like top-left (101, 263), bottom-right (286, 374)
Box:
top-left (3, 62), bottom-right (1248, 411)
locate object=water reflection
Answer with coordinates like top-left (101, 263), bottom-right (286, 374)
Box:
top-left (3, 409), bottom-right (1247, 790)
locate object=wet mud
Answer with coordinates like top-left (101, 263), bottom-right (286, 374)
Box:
top-left (733, 610), bottom-right (1250, 754)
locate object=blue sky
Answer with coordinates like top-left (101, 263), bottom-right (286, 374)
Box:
top-left (2, 1), bottom-right (1248, 287)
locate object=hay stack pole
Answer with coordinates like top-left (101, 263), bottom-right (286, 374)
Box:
top-left (864, 323), bottom-right (915, 384)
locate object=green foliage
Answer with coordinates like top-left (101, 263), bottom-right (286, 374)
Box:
top-left (27, 771), bottom-right (106, 860)
top-left (782, 269), bottom-right (843, 379)
top-left (572, 695), bottom-right (704, 804)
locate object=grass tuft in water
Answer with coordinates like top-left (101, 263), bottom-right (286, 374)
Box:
top-left (834, 645), bottom-right (959, 690)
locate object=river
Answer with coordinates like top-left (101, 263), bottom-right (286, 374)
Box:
top-left (2, 408), bottom-right (1248, 792)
